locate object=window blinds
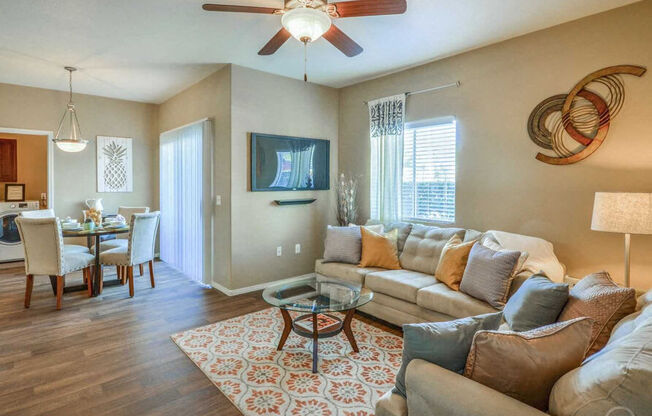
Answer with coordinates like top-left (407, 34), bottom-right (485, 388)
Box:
top-left (402, 119), bottom-right (456, 223)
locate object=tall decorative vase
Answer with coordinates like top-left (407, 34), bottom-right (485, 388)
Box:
top-left (335, 173), bottom-right (358, 226)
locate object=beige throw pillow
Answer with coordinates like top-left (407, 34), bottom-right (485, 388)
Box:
top-left (464, 317), bottom-right (593, 411)
top-left (558, 271), bottom-right (636, 357)
top-left (435, 235), bottom-right (477, 291)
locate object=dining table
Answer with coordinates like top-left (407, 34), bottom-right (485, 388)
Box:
top-left (62, 225), bottom-right (129, 297)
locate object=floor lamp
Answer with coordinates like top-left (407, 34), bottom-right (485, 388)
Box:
top-left (591, 192), bottom-right (652, 287)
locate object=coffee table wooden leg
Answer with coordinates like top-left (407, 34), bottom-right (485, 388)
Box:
top-left (343, 309), bottom-right (359, 353)
top-left (312, 312), bottom-right (319, 373)
top-left (277, 308), bottom-right (292, 351)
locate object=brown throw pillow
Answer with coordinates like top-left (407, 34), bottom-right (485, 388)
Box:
top-left (359, 227), bottom-right (401, 270)
top-left (557, 271), bottom-right (636, 357)
top-left (464, 318), bottom-right (592, 411)
top-left (435, 235), bottom-right (477, 290)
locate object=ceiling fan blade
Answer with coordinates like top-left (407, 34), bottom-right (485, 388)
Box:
top-left (202, 4), bottom-right (280, 14)
top-left (322, 25), bottom-right (363, 57)
top-left (258, 28), bottom-right (292, 55)
top-left (332, 0), bottom-right (407, 17)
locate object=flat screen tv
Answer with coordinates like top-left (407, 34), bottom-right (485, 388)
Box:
top-left (251, 133), bottom-right (330, 192)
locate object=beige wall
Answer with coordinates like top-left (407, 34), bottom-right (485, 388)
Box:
top-left (158, 66), bottom-right (232, 287)
top-left (0, 82), bottom-right (159, 219)
top-left (229, 65), bottom-right (338, 289)
top-left (0, 133), bottom-right (47, 202)
top-left (158, 65), bottom-right (338, 290)
top-left (339, 1), bottom-right (652, 290)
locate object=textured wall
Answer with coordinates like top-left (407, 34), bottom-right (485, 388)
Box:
top-left (338, 1), bottom-right (652, 290)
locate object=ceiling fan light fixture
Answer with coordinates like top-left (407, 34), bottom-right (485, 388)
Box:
top-left (281, 7), bottom-right (331, 43)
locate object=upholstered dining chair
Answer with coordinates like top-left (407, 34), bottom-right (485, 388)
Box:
top-left (21, 209), bottom-right (90, 255)
top-left (100, 212), bottom-right (160, 297)
top-left (15, 217), bottom-right (95, 310)
top-left (93, 206), bottom-right (150, 279)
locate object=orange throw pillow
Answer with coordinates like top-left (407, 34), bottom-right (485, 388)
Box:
top-left (359, 227), bottom-right (401, 270)
top-left (435, 235), bottom-right (477, 291)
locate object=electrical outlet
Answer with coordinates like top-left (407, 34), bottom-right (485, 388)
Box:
top-left (295, 243), bottom-right (301, 254)
top-left (276, 246), bottom-right (282, 257)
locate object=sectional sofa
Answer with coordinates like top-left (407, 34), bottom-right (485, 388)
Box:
top-left (315, 222), bottom-right (566, 326)
top-left (315, 222), bottom-right (651, 416)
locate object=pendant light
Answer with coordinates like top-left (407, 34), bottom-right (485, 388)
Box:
top-left (53, 66), bottom-right (88, 152)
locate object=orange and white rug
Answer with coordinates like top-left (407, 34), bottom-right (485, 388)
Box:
top-left (171, 308), bottom-right (403, 416)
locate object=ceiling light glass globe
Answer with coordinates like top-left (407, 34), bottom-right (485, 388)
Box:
top-left (281, 7), bottom-right (331, 42)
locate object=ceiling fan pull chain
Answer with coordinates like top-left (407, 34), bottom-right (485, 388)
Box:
top-left (304, 41), bottom-right (308, 83)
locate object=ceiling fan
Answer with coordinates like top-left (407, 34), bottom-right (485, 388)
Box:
top-left (202, 0), bottom-right (407, 57)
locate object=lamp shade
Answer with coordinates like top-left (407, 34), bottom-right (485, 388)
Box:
top-left (281, 7), bottom-right (331, 42)
top-left (591, 192), bottom-right (652, 234)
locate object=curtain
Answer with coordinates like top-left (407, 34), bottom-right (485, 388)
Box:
top-left (159, 120), bottom-right (212, 284)
top-left (368, 94), bottom-right (406, 223)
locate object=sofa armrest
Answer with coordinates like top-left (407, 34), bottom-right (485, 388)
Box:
top-left (405, 359), bottom-right (547, 416)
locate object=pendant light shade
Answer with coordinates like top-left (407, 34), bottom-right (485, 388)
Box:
top-left (53, 67), bottom-right (88, 152)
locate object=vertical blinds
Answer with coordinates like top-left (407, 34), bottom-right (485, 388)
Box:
top-left (402, 119), bottom-right (456, 223)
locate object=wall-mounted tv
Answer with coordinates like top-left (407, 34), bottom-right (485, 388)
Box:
top-left (251, 133), bottom-right (330, 192)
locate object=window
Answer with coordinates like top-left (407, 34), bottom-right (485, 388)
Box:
top-left (402, 118), bottom-right (456, 223)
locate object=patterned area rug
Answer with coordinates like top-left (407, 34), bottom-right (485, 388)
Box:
top-left (171, 308), bottom-right (403, 416)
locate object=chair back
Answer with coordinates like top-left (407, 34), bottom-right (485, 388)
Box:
top-left (15, 217), bottom-right (64, 276)
top-left (117, 206), bottom-right (150, 239)
top-left (127, 212), bottom-right (160, 265)
top-left (20, 209), bottom-right (55, 218)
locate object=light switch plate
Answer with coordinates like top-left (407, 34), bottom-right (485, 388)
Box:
top-left (295, 243), bottom-right (301, 254)
top-left (276, 246), bottom-right (282, 256)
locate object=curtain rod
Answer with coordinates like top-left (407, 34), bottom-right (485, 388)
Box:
top-left (364, 81), bottom-right (461, 105)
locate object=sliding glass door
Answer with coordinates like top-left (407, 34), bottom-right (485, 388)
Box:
top-left (159, 120), bottom-right (212, 284)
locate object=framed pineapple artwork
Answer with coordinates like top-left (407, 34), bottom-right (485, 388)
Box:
top-left (96, 136), bottom-right (133, 192)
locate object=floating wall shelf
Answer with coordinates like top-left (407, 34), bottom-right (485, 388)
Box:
top-left (274, 199), bottom-right (317, 206)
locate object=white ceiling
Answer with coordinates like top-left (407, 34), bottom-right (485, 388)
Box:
top-left (0, 0), bottom-right (639, 103)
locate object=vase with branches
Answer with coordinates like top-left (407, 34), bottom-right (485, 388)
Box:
top-left (335, 173), bottom-right (359, 226)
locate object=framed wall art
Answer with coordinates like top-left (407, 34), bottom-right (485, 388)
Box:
top-left (96, 136), bottom-right (133, 192)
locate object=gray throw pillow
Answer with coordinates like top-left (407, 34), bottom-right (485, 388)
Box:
top-left (385, 222), bottom-right (413, 253)
top-left (392, 311), bottom-right (503, 398)
top-left (503, 273), bottom-right (569, 332)
top-left (460, 243), bottom-right (521, 309)
top-left (322, 225), bottom-right (361, 264)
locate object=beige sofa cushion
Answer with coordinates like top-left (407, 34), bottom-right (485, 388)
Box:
top-left (375, 390), bottom-right (407, 416)
top-left (365, 269), bottom-right (438, 303)
top-left (417, 283), bottom-right (497, 318)
top-left (399, 224), bottom-right (465, 275)
top-left (549, 315), bottom-right (652, 416)
top-left (314, 259), bottom-right (383, 286)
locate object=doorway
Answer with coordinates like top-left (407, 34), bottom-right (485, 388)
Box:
top-left (0, 128), bottom-right (53, 264)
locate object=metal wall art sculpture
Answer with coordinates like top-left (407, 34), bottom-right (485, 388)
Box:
top-left (527, 65), bottom-right (646, 165)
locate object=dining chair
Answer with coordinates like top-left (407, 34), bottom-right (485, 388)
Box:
top-left (15, 217), bottom-right (95, 310)
top-left (20, 209), bottom-right (90, 255)
top-left (93, 206), bottom-right (150, 279)
top-left (100, 212), bottom-right (160, 297)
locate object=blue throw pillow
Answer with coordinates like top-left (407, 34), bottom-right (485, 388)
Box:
top-left (392, 311), bottom-right (503, 398)
top-left (503, 273), bottom-right (569, 332)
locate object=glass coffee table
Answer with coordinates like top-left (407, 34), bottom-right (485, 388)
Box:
top-left (262, 274), bottom-right (373, 373)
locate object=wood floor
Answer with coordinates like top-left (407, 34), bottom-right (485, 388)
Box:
top-left (0, 261), bottom-right (400, 415)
